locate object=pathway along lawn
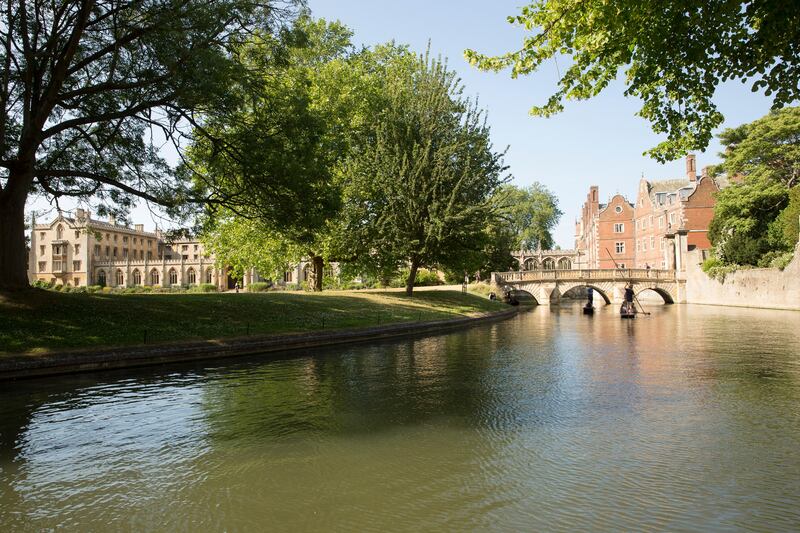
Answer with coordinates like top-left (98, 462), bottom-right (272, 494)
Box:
top-left (0, 289), bottom-right (505, 354)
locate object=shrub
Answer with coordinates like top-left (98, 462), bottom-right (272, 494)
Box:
top-left (61, 285), bottom-right (72, 293)
top-left (72, 286), bottom-right (88, 294)
top-left (188, 283), bottom-right (217, 293)
top-left (101, 287), bottom-right (113, 294)
top-left (701, 256), bottom-right (723, 273)
top-left (247, 282), bottom-right (272, 293)
top-left (87, 285), bottom-right (103, 293)
top-left (52, 283), bottom-right (63, 291)
top-left (769, 252), bottom-right (794, 270)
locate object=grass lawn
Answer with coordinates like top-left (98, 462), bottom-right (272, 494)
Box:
top-left (0, 289), bottom-right (506, 354)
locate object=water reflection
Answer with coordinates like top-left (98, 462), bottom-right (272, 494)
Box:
top-left (1, 304), bottom-right (799, 531)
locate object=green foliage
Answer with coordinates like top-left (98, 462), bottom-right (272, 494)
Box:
top-left (715, 108), bottom-right (800, 189)
top-left (465, 2), bottom-right (800, 161)
top-left (392, 269), bottom-right (443, 288)
top-left (336, 49), bottom-right (509, 295)
top-left (247, 282), bottom-right (273, 293)
top-left (776, 186), bottom-right (800, 248)
top-left (188, 284), bottom-right (218, 293)
top-left (768, 252), bottom-right (795, 270)
top-left (709, 108), bottom-right (800, 265)
top-left (496, 183), bottom-right (562, 251)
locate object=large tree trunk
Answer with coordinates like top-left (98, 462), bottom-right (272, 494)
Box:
top-left (0, 178), bottom-right (31, 291)
top-left (405, 257), bottom-right (420, 296)
top-left (311, 255), bottom-right (324, 292)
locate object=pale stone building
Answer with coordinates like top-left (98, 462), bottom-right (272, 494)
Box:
top-left (29, 209), bottom-right (238, 289)
top-left (28, 210), bottom-right (328, 289)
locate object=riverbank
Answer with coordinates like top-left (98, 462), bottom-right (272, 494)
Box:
top-left (0, 289), bottom-right (515, 379)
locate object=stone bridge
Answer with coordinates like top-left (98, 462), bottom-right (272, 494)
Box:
top-left (491, 268), bottom-right (685, 305)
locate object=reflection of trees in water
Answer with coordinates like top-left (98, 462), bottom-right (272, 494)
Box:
top-left (198, 327), bottom-right (517, 442)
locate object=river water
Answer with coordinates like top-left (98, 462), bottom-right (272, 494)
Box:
top-left (1, 303), bottom-right (799, 531)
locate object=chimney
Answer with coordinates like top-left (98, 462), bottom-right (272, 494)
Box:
top-left (75, 208), bottom-right (85, 221)
top-left (134, 224), bottom-right (144, 232)
top-left (701, 166), bottom-right (710, 180)
top-left (686, 154), bottom-right (697, 182)
top-left (108, 214), bottom-right (116, 225)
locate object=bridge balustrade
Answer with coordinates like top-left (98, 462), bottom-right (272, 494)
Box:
top-left (494, 268), bottom-right (675, 283)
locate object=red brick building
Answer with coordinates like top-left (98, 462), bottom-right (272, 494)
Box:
top-left (575, 188), bottom-right (635, 268)
top-left (576, 155), bottom-right (723, 269)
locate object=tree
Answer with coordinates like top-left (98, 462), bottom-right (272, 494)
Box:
top-left (715, 107), bottom-right (800, 189)
top-left (190, 15), bottom-right (353, 291)
top-left (497, 183), bottom-right (562, 251)
top-left (464, 1), bottom-right (800, 162)
top-left (337, 50), bottom-right (509, 296)
top-left (709, 107), bottom-right (800, 264)
top-left (0, 0), bottom-right (297, 290)
top-left (708, 176), bottom-right (788, 265)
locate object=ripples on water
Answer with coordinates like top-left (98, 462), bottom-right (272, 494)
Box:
top-left (1, 304), bottom-right (800, 531)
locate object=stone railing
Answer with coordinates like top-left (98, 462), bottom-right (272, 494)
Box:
top-left (493, 268), bottom-right (676, 283)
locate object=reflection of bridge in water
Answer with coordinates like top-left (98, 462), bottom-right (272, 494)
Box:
top-left (492, 268), bottom-right (685, 305)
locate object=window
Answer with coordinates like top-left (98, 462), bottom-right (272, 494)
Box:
top-left (660, 238), bottom-right (665, 250)
top-left (187, 268), bottom-right (196, 284)
top-left (105, 246), bottom-right (110, 257)
top-left (615, 242), bottom-right (625, 254)
top-left (113, 234), bottom-right (117, 242)
top-left (75, 244), bottom-right (80, 254)
top-left (151, 269), bottom-right (160, 286)
top-left (613, 223), bottom-right (624, 233)
top-left (650, 236), bottom-right (655, 248)
top-left (113, 247), bottom-right (117, 258)
top-left (169, 268), bottom-right (178, 285)
top-left (669, 213), bottom-right (676, 225)
top-left (193, 254), bottom-right (198, 260)
top-left (73, 261), bottom-right (81, 271)
top-left (115, 269), bottom-right (124, 286)
top-left (206, 268), bottom-right (213, 284)
top-left (147, 251), bottom-right (153, 260)
top-left (133, 269), bottom-right (142, 285)
top-left (614, 205), bottom-right (623, 214)
top-left (123, 236), bottom-right (128, 243)
top-left (75, 230), bottom-right (80, 239)
top-left (39, 245), bottom-right (45, 256)
top-left (73, 278), bottom-right (80, 287)
top-left (94, 245), bottom-right (101, 256)
top-left (618, 263), bottom-right (626, 268)
top-left (98, 270), bottom-right (107, 286)
top-left (38, 262), bottom-right (46, 272)
top-left (56, 225), bottom-right (63, 239)
top-left (194, 244), bottom-right (199, 251)
top-left (40, 232), bottom-right (45, 240)
top-left (105, 233), bottom-right (110, 241)
top-left (642, 239), bottom-right (647, 251)
top-left (658, 216), bottom-right (664, 228)
top-left (649, 215), bottom-right (653, 227)
top-left (53, 260), bottom-right (62, 271)
top-left (284, 271), bottom-right (293, 283)
top-left (182, 255), bottom-right (189, 261)
top-left (182, 245), bottom-right (188, 251)
top-left (122, 248), bottom-right (128, 259)
top-left (636, 240), bottom-right (640, 252)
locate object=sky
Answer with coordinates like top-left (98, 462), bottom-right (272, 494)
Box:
top-left (29, 1), bottom-right (777, 248)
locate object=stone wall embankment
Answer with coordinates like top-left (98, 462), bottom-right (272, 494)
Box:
top-left (684, 242), bottom-right (800, 311)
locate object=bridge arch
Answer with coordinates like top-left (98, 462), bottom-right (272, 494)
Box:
top-left (636, 286), bottom-right (674, 304)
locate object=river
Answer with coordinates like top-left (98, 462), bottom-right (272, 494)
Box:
top-left (1, 303), bottom-right (799, 531)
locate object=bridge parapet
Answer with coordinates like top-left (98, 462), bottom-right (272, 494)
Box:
top-left (493, 268), bottom-right (675, 283)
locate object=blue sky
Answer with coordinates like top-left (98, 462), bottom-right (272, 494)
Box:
top-left (29, 1), bottom-right (776, 248)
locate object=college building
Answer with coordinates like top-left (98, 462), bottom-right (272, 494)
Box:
top-left (574, 154), bottom-right (726, 270)
top-left (28, 209), bottom-right (274, 289)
